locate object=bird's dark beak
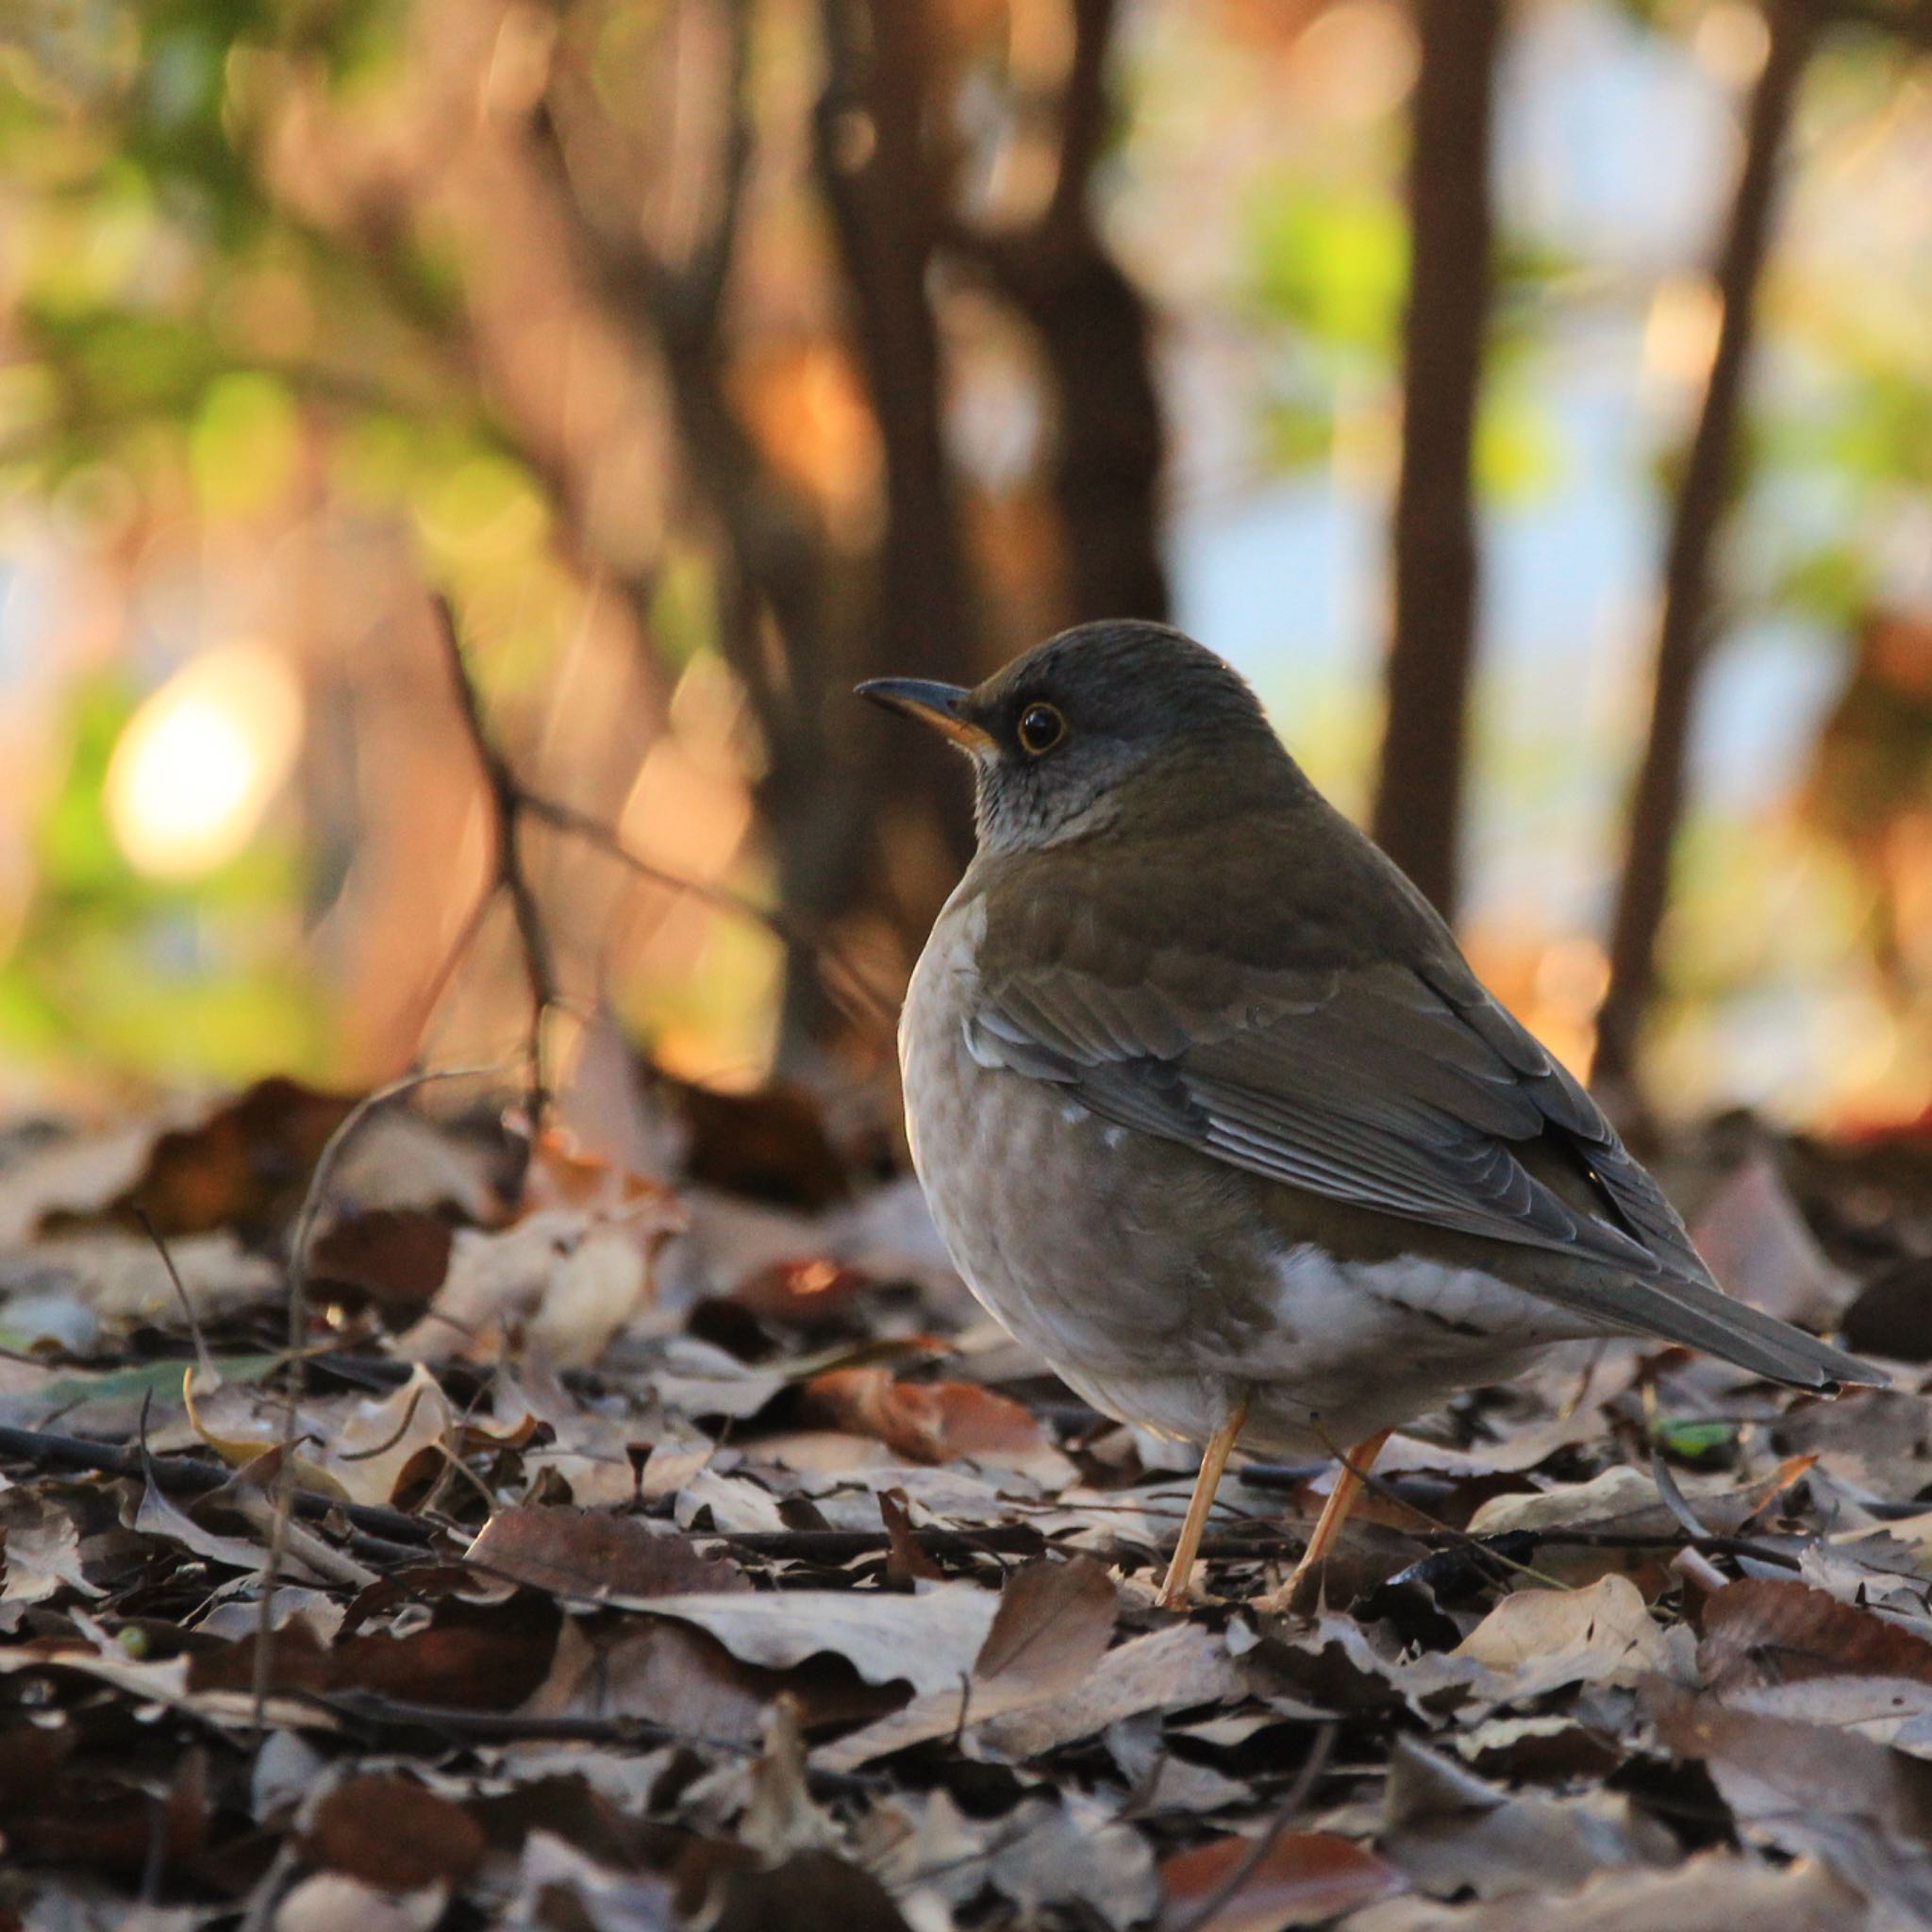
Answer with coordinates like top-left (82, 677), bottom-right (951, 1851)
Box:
top-left (856, 677), bottom-right (994, 752)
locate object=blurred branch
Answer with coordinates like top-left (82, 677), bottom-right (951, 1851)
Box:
top-left (1822, 0), bottom-right (1932, 49)
top-left (1594, 0), bottom-right (1820, 1102)
top-left (516, 791), bottom-right (897, 1033)
top-left (425, 597), bottom-right (894, 1074)
top-left (532, 3), bottom-right (907, 1050)
top-left (531, 1), bottom-right (817, 745)
top-left (432, 597), bottom-right (565, 1121)
top-left (812, 0), bottom-right (981, 695)
top-left (946, 0), bottom-right (1170, 624)
top-left (1370, 0), bottom-right (1506, 923)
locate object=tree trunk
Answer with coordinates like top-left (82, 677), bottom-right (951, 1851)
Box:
top-left (957, 0), bottom-right (1168, 625)
top-left (1371, 0), bottom-right (1505, 924)
top-left (1592, 0), bottom-right (1818, 1098)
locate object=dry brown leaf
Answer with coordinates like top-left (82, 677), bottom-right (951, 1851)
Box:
top-left (820, 1622), bottom-right (1241, 1773)
top-left (1453, 1576), bottom-right (1683, 1699)
top-left (1380, 1739), bottom-right (1678, 1902)
top-left (309, 1208), bottom-right (454, 1318)
top-left (1702, 1577), bottom-right (1932, 1692)
top-left (877, 1487), bottom-right (944, 1585)
top-left (1651, 1687), bottom-right (1932, 1919)
top-left (467, 1506), bottom-right (750, 1601)
top-left (794, 1366), bottom-right (1049, 1464)
top-left (1344, 1850), bottom-right (1869, 1931)
top-left (302, 1774), bottom-right (487, 1890)
top-left (973, 1554), bottom-right (1117, 1691)
top-left (1690, 1150), bottom-right (1857, 1330)
top-left (607, 1582), bottom-right (999, 1697)
top-left (1158, 1828), bottom-right (1405, 1931)
top-left (397, 1196), bottom-right (680, 1369)
top-left (0, 1485), bottom-right (101, 1604)
top-left (734, 1257), bottom-right (876, 1332)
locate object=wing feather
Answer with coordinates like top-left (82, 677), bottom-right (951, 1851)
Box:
top-left (966, 942), bottom-right (1879, 1390)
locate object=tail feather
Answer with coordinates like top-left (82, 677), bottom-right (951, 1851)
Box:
top-left (1545, 1267), bottom-right (1884, 1391)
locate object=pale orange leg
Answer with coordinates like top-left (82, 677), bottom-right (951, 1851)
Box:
top-left (1283, 1428), bottom-right (1392, 1596)
top-left (1158, 1393), bottom-right (1250, 1608)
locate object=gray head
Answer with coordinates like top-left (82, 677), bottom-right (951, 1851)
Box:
top-left (858, 621), bottom-right (1300, 856)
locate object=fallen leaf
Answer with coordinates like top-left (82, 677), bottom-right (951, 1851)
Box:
top-left (467, 1507), bottom-right (750, 1601)
top-left (1342, 1849), bottom-right (1867, 1930)
top-left (734, 1257), bottom-right (875, 1333)
top-left (794, 1366), bottom-right (1049, 1464)
top-left (607, 1582), bottom-right (999, 1697)
top-left (398, 1191), bottom-right (680, 1369)
top-left (0, 1485), bottom-right (101, 1603)
top-left (1690, 1150), bottom-right (1857, 1329)
top-left (1454, 1576), bottom-right (1683, 1699)
top-left (1652, 1687), bottom-right (1932, 1920)
top-left (1380, 1738), bottom-right (1677, 1901)
top-left (302, 1774), bottom-right (486, 1890)
top-left (309, 1208), bottom-right (454, 1319)
top-left (974, 1554), bottom-right (1117, 1691)
top-left (1842, 1257), bottom-right (1932, 1363)
top-left (821, 1622), bottom-right (1241, 1772)
top-left (1158, 1829), bottom-right (1405, 1931)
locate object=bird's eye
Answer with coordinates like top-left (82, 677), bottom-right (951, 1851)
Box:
top-left (1016, 702), bottom-right (1067, 757)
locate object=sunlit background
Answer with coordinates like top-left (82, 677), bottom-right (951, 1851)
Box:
top-left (2, 0), bottom-right (1930, 1128)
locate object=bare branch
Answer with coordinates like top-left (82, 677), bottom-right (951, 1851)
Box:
top-left (1594, 0), bottom-right (1820, 1101)
top-left (431, 595), bottom-right (563, 1120)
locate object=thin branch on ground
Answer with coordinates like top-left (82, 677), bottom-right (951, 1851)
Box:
top-left (1170, 1723), bottom-right (1340, 1932)
top-left (252, 1062), bottom-right (498, 1730)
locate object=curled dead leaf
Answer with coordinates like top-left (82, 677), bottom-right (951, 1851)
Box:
top-left (1700, 1576), bottom-right (1932, 1700)
top-left (303, 1773), bottom-right (486, 1890)
top-left (794, 1367), bottom-right (1047, 1464)
top-left (467, 1506), bottom-right (750, 1601)
top-left (974, 1554), bottom-right (1117, 1693)
top-left (1158, 1829), bottom-right (1405, 1931)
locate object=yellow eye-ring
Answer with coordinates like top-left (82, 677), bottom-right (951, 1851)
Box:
top-left (1016, 702), bottom-right (1067, 756)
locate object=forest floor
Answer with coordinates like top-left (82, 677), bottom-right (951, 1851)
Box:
top-left (4, 1072), bottom-right (1932, 1929)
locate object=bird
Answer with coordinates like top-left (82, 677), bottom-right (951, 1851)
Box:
top-left (858, 620), bottom-right (1884, 1608)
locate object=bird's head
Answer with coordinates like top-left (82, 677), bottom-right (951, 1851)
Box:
top-left (858, 621), bottom-right (1295, 855)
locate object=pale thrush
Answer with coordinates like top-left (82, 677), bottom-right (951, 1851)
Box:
top-left (860, 621), bottom-right (1881, 1606)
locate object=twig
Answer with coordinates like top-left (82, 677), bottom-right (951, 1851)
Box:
top-left (309, 1688), bottom-right (883, 1794)
top-left (1169, 1723), bottom-right (1339, 1932)
top-left (0, 1422), bottom-right (436, 1544)
top-left (135, 1208), bottom-right (216, 1388)
top-left (253, 1063), bottom-right (497, 1729)
top-left (519, 791), bottom-right (896, 1030)
top-left (430, 597), bottom-right (564, 1122)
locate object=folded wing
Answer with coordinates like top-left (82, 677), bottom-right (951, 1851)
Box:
top-left (967, 944), bottom-right (1880, 1391)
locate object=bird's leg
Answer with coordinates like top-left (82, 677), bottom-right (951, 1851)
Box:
top-left (1158, 1392), bottom-right (1249, 1609)
top-left (1282, 1428), bottom-right (1391, 1594)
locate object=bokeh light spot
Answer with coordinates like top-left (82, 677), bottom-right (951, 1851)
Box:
top-left (105, 642), bottom-right (304, 878)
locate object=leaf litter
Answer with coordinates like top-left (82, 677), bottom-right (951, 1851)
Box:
top-left (6, 1077), bottom-right (1932, 1925)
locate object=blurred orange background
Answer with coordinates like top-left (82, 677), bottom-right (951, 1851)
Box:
top-left (2, 0), bottom-right (1930, 1130)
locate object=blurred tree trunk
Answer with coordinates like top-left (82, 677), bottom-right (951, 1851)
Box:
top-left (954, 0), bottom-right (1169, 625)
top-left (809, 0), bottom-right (980, 1012)
top-left (534, 0), bottom-right (1168, 1065)
top-left (1370, 0), bottom-right (1505, 924)
top-left (1592, 0), bottom-right (1818, 1100)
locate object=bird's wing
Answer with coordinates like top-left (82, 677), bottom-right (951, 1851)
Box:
top-left (966, 944), bottom-right (1879, 1391)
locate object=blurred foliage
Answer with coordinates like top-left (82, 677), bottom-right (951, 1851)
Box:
top-left (0, 0), bottom-right (1930, 1122)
